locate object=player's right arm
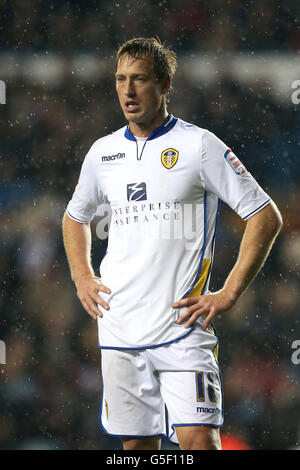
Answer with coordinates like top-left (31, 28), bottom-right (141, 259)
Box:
top-left (62, 211), bottom-right (111, 320)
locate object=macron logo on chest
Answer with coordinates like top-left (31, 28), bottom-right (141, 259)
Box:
top-left (101, 152), bottom-right (125, 162)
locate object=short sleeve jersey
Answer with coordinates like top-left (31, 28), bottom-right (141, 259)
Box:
top-left (67, 115), bottom-right (271, 350)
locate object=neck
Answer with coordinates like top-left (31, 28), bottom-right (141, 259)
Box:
top-left (128, 108), bottom-right (169, 138)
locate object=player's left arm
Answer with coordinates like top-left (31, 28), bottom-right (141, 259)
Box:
top-left (172, 200), bottom-right (283, 330)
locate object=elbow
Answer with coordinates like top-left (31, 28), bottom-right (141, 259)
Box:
top-left (275, 212), bottom-right (283, 234)
top-left (250, 201), bottom-right (283, 238)
top-left (268, 202), bottom-right (283, 236)
top-left (270, 216), bottom-right (282, 239)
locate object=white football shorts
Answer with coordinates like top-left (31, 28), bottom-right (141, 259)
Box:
top-left (99, 319), bottom-right (223, 445)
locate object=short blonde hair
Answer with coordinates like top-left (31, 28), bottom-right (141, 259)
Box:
top-left (115, 37), bottom-right (177, 83)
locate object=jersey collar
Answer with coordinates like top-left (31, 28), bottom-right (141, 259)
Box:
top-left (124, 114), bottom-right (178, 142)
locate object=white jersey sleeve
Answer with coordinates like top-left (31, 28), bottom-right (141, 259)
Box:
top-left (66, 144), bottom-right (105, 223)
top-left (200, 130), bottom-right (271, 220)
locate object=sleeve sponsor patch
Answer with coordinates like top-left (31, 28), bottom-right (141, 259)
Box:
top-left (224, 149), bottom-right (248, 176)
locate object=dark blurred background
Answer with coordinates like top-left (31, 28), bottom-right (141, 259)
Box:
top-left (0, 0), bottom-right (299, 450)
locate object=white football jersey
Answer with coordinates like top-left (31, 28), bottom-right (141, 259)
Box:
top-left (67, 115), bottom-right (271, 349)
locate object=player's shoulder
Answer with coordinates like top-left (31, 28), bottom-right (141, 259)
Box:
top-left (87, 125), bottom-right (127, 155)
top-left (175, 117), bottom-right (211, 139)
top-left (176, 118), bottom-right (225, 147)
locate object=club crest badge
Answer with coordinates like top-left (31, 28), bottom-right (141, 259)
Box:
top-left (161, 148), bottom-right (179, 169)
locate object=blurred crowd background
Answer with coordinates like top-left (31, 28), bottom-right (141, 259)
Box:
top-left (0, 0), bottom-right (300, 450)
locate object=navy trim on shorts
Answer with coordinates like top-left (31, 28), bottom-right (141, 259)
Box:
top-left (167, 323), bottom-right (224, 444)
top-left (169, 423), bottom-right (223, 442)
top-left (209, 322), bottom-right (225, 426)
top-left (165, 405), bottom-right (169, 440)
top-left (97, 326), bottom-right (194, 350)
top-left (98, 324), bottom-right (224, 445)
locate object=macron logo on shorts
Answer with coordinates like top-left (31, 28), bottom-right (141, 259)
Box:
top-left (127, 182), bottom-right (147, 201)
top-left (196, 406), bottom-right (222, 414)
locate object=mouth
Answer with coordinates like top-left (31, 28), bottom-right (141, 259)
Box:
top-left (125, 101), bottom-right (140, 113)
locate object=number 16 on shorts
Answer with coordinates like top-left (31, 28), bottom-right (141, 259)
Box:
top-left (195, 371), bottom-right (222, 413)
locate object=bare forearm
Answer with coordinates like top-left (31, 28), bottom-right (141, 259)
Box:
top-left (223, 201), bottom-right (283, 302)
top-left (174, 201), bottom-right (282, 330)
top-left (62, 212), bottom-right (95, 281)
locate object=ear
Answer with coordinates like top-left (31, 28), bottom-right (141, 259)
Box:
top-left (161, 76), bottom-right (171, 95)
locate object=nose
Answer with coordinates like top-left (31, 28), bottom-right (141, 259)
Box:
top-left (125, 79), bottom-right (136, 97)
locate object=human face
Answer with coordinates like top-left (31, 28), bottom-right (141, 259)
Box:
top-left (115, 54), bottom-right (168, 134)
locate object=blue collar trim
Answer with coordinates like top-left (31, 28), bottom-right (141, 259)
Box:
top-left (124, 114), bottom-right (178, 141)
